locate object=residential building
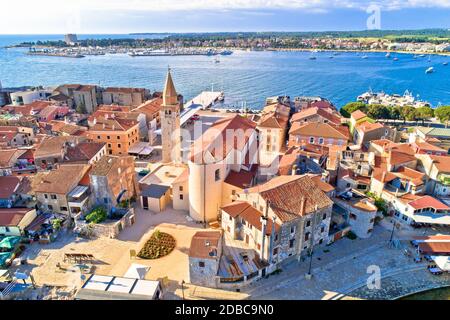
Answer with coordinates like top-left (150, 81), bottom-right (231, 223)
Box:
top-left (86, 115), bottom-right (140, 155)
top-left (333, 190), bottom-right (378, 238)
top-left (102, 87), bottom-right (149, 107)
top-left (0, 176), bottom-right (22, 208)
top-left (188, 231), bottom-right (223, 287)
top-left (34, 135), bottom-right (86, 169)
top-left (257, 110), bottom-right (289, 166)
top-left (9, 88), bottom-right (52, 106)
top-left (0, 126), bottom-right (35, 147)
top-left (0, 208), bottom-right (37, 236)
top-left (64, 142), bottom-right (107, 164)
top-left (290, 107), bottom-right (342, 126)
top-left (288, 122), bottom-right (350, 148)
top-left (222, 175), bottom-right (334, 265)
top-left (54, 84), bottom-right (99, 113)
top-left (34, 164), bottom-right (91, 216)
top-left (353, 121), bottom-right (396, 148)
top-left (138, 164), bottom-right (189, 212)
top-left (89, 155), bottom-right (136, 212)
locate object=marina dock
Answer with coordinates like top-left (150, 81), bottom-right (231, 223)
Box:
top-left (180, 91), bottom-right (224, 126)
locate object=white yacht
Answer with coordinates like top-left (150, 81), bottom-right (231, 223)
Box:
top-left (425, 67), bottom-right (434, 74)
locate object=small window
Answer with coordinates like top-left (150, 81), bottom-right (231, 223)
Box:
top-left (319, 137), bottom-right (324, 144)
top-left (321, 226), bottom-right (325, 233)
top-left (60, 206), bottom-right (68, 212)
top-left (117, 136), bottom-right (120, 140)
top-left (290, 226), bottom-right (295, 234)
top-left (44, 194), bottom-right (48, 199)
top-left (305, 232), bottom-right (310, 241)
top-left (215, 169), bottom-right (220, 181)
top-left (97, 136), bottom-right (101, 140)
top-left (322, 213), bottom-right (327, 220)
top-left (48, 205), bottom-right (53, 210)
top-left (199, 261), bottom-right (205, 268)
top-left (179, 194), bottom-right (184, 200)
top-left (306, 220), bottom-right (311, 227)
top-left (179, 186), bottom-right (183, 192)
top-left (107, 136), bottom-right (110, 140)
top-left (51, 194), bottom-right (57, 200)
top-left (231, 190), bottom-right (236, 196)
top-left (309, 137), bottom-right (315, 144)
top-left (273, 248), bottom-right (278, 255)
top-left (289, 239), bottom-right (295, 248)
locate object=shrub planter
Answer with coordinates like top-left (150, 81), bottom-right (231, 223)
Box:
top-left (138, 230), bottom-right (176, 259)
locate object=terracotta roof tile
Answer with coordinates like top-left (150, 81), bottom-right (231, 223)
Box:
top-left (247, 175), bottom-right (333, 222)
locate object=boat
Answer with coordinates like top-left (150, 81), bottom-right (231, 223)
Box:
top-left (393, 57), bottom-right (399, 61)
top-left (425, 67), bottom-right (434, 74)
top-left (362, 55), bottom-right (368, 59)
top-left (386, 52), bottom-right (391, 58)
top-left (419, 54), bottom-right (426, 58)
top-left (443, 62), bottom-right (448, 66)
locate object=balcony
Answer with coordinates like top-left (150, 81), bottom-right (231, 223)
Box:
top-left (68, 185), bottom-right (90, 209)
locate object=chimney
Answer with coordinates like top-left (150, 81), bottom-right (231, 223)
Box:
top-left (93, 118), bottom-right (97, 125)
top-left (260, 215), bottom-right (267, 261)
top-left (300, 196), bottom-right (306, 216)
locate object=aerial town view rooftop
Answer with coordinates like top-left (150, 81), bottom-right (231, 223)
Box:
top-left (0, 0), bottom-right (449, 314)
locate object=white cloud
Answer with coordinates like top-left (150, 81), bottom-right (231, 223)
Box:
top-left (1, 0), bottom-right (450, 33)
top-left (4, 0), bottom-right (450, 13)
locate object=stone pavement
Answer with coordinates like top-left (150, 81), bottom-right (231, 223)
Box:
top-left (243, 224), bottom-right (446, 300)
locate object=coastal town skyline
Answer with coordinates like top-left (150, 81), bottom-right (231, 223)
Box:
top-left (1, 0), bottom-right (449, 306)
top-left (2, 0), bottom-right (450, 34)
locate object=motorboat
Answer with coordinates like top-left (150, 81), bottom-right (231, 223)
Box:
top-left (425, 67), bottom-right (434, 74)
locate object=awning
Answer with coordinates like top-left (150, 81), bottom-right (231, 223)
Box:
top-left (128, 142), bottom-right (154, 156)
top-left (124, 263), bottom-right (150, 280)
top-left (68, 185), bottom-right (89, 198)
top-left (412, 213), bottom-right (450, 225)
top-left (431, 256), bottom-right (450, 271)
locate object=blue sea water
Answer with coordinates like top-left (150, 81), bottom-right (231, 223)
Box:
top-left (0, 34), bottom-right (449, 108)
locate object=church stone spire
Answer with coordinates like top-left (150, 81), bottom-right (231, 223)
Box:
top-left (163, 67), bottom-right (178, 106)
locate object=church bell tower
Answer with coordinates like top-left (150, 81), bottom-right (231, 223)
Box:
top-left (160, 67), bottom-right (181, 163)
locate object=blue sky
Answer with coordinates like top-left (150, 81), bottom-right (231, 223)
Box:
top-left (1, 0), bottom-right (450, 33)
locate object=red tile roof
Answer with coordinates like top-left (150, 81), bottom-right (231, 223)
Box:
top-left (221, 201), bottom-right (280, 235)
top-left (291, 107), bottom-right (342, 125)
top-left (189, 231), bottom-right (222, 260)
top-left (0, 208), bottom-right (34, 227)
top-left (224, 170), bottom-right (255, 189)
top-left (64, 142), bottom-right (105, 162)
top-left (247, 175), bottom-right (333, 222)
top-left (0, 176), bottom-right (20, 198)
top-left (190, 115), bottom-right (257, 163)
top-left (351, 110), bottom-right (368, 121)
top-left (289, 122), bottom-right (350, 141)
top-left (408, 196), bottom-right (450, 211)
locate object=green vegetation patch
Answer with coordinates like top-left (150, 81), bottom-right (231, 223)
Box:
top-left (85, 206), bottom-right (107, 224)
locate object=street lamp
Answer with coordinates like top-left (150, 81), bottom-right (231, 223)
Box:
top-left (389, 219), bottom-right (398, 244)
top-left (181, 280), bottom-right (185, 300)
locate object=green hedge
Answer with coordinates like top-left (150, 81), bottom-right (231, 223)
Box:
top-left (85, 206), bottom-right (107, 224)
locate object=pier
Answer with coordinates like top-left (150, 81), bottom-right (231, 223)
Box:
top-left (180, 91), bottom-right (224, 126)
